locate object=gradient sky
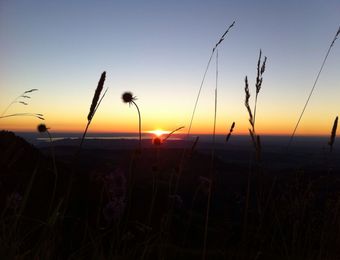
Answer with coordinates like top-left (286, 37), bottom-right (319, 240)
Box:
top-left (1, 0), bottom-right (339, 136)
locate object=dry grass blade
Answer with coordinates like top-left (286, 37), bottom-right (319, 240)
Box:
top-left (213, 21), bottom-right (235, 51)
top-left (330, 26), bottom-right (340, 47)
top-left (289, 26), bottom-right (340, 147)
top-left (244, 76), bottom-right (254, 129)
top-left (226, 121), bottom-right (235, 142)
top-left (254, 50), bottom-right (267, 126)
top-left (256, 50), bottom-right (262, 87)
top-left (23, 89), bottom-right (38, 94)
top-left (0, 113), bottom-right (44, 120)
top-left (255, 49), bottom-right (267, 95)
top-left (164, 126), bottom-right (185, 141)
top-left (88, 71), bottom-right (106, 121)
top-left (328, 116), bottom-right (338, 152)
top-left (1, 89), bottom-right (39, 116)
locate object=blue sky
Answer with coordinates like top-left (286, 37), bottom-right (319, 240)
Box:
top-left (1, 0), bottom-right (339, 135)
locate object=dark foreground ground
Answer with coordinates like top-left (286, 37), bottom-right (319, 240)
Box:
top-left (1, 131), bottom-right (340, 259)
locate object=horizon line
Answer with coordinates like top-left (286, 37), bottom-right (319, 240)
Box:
top-left (4, 129), bottom-right (333, 138)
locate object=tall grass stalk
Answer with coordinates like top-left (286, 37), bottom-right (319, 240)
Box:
top-left (173, 21), bottom-right (235, 196)
top-left (242, 50), bottom-right (267, 249)
top-left (186, 21), bottom-right (235, 138)
top-left (288, 26), bottom-right (340, 147)
top-left (63, 71), bottom-right (107, 214)
top-left (244, 50), bottom-right (267, 161)
top-left (161, 23), bottom-right (234, 258)
top-left (169, 23), bottom-right (235, 206)
top-left (203, 48), bottom-right (219, 260)
top-left (78, 71), bottom-right (107, 151)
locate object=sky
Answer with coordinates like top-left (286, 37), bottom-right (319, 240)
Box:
top-left (0, 0), bottom-right (339, 136)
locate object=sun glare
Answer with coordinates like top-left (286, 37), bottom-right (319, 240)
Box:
top-left (148, 129), bottom-right (170, 137)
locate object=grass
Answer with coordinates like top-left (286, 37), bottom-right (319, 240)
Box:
top-left (0, 89), bottom-right (44, 121)
top-left (288, 26), bottom-right (340, 147)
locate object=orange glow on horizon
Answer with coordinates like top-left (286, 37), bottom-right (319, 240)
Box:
top-left (147, 129), bottom-right (171, 137)
top-left (0, 113), bottom-right (333, 137)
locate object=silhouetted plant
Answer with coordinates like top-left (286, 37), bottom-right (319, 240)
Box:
top-left (328, 116), bottom-right (338, 152)
top-left (226, 121), bottom-right (235, 142)
top-left (162, 126), bottom-right (185, 143)
top-left (177, 21), bottom-right (235, 259)
top-left (0, 113), bottom-right (44, 120)
top-left (243, 51), bottom-right (267, 244)
top-left (64, 72), bottom-right (107, 215)
top-left (289, 26), bottom-right (340, 146)
top-left (1, 89), bottom-right (38, 116)
top-left (79, 71), bottom-right (107, 149)
top-left (187, 21), bottom-right (235, 137)
top-left (122, 91), bottom-right (142, 153)
top-left (244, 50), bottom-right (267, 162)
top-left (37, 123), bottom-right (58, 215)
top-left (0, 89), bottom-right (44, 121)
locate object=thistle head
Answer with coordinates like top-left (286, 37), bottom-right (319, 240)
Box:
top-left (152, 137), bottom-right (162, 146)
top-left (122, 92), bottom-right (136, 104)
top-left (37, 123), bottom-right (48, 133)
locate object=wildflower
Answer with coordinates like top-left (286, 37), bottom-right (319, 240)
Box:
top-left (122, 92), bottom-right (135, 104)
top-left (122, 91), bottom-right (142, 152)
top-left (37, 123), bottom-right (48, 133)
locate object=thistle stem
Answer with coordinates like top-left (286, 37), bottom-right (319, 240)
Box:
top-left (132, 100), bottom-right (142, 152)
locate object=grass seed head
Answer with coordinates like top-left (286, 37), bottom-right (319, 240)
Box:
top-left (87, 71), bottom-right (106, 121)
top-left (329, 116), bottom-right (338, 151)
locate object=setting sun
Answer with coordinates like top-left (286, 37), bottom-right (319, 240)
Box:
top-left (148, 129), bottom-right (170, 137)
